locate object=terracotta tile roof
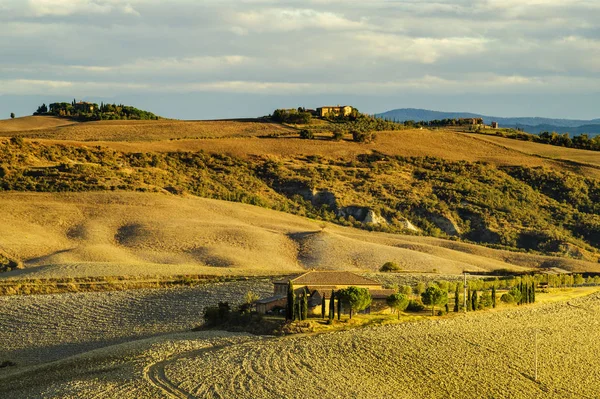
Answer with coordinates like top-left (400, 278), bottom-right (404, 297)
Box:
top-left (369, 289), bottom-right (396, 299)
top-left (291, 271), bottom-right (380, 286)
top-left (255, 295), bottom-right (286, 304)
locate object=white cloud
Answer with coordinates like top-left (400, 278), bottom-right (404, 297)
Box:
top-left (352, 32), bottom-right (490, 63)
top-left (26, 0), bottom-right (140, 17)
top-left (230, 8), bottom-right (364, 32)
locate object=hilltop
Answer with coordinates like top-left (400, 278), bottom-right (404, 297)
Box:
top-left (32, 101), bottom-right (160, 122)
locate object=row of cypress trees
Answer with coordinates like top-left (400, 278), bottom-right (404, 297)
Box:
top-left (453, 285), bottom-right (499, 312)
top-left (286, 282), bottom-right (308, 321)
top-left (286, 283), bottom-right (349, 322)
top-left (518, 281), bottom-right (536, 305)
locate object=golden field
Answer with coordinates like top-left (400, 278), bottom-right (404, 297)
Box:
top-left (1, 288), bottom-right (599, 398)
top-left (1, 117), bottom-right (597, 178)
top-left (1, 117), bottom-right (295, 141)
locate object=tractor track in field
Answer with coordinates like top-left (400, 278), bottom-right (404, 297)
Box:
top-left (144, 345), bottom-right (228, 399)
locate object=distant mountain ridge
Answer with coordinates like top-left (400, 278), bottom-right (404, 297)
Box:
top-left (377, 108), bottom-right (600, 137)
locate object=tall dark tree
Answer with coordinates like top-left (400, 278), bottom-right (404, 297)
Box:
top-left (491, 285), bottom-right (497, 308)
top-left (471, 290), bottom-right (478, 311)
top-left (302, 293), bottom-right (308, 320)
top-left (10, 112), bottom-right (15, 119)
top-left (321, 295), bottom-right (326, 319)
top-left (337, 292), bottom-right (342, 321)
top-left (454, 285), bottom-right (460, 312)
top-left (467, 287), bottom-right (472, 311)
top-left (286, 281), bottom-right (295, 321)
top-left (329, 291), bottom-right (335, 322)
top-left (296, 297), bottom-right (302, 320)
top-left (531, 282), bottom-right (536, 303)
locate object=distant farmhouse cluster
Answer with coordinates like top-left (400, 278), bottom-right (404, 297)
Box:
top-left (256, 271), bottom-right (395, 315)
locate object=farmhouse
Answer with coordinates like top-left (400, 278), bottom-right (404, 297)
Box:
top-left (73, 102), bottom-right (95, 113)
top-left (316, 105), bottom-right (353, 118)
top-left (256, 271), bottom-right (395, 314)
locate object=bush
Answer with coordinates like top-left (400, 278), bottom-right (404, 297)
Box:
top-left (352, 130), bottom-right (376, 143)
top-left (500, 293), bottom-right (515, 304)
top-left (478, 291), bottom-right (492, 309)
top-left (406, 299), bottom-right (425, 312)
top-left (380, 261), bottom-right (401, 272)
top-left (332, 129), bottom-right (344, 141)
top-left (299, 129), bottom-right (314, 140)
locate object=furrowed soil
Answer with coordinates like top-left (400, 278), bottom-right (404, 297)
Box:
top-left (1, 290), bottom-right (599, 398)
top-left (0, 279), bottom-right (271, 366)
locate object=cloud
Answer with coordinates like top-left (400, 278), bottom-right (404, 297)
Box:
top-left (1, 0), bottom-right (600, 118)
top-left (352, 32), bottom-right (490, 64)
top-left (229, 8), bottom-right (364, 32)
top-left (26, 0), bottom-right (140, 17)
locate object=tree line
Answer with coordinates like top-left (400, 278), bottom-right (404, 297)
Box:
top-left (492, 129), bottom-right (600, 152)
top-left (33, 100), bottom-right (160, 121)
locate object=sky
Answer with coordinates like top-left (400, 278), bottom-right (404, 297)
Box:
top-left (1, 0), bottom-right (600, 120)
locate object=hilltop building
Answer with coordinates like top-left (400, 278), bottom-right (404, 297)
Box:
top-left (255, 271), bottom-right (395, 314)
top-left (491, 121), bottom-right (499, 129)
top-left (73, 102), bottom-right (95, 113)
top-left (316, 105), bottom-right (353, 118)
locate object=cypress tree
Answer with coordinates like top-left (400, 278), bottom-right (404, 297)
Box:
top-left (297, 297), bottom-right (302, 320)
top-left (337, 292), bottom-right (341, 321)
top-left (472, 290), bottom-right (478, 311)
top-left (531, 282), bottom-right (536, 303)
top-left (321, 295), bottom-right (326, 319)
top-left (467, 288), bottom-right (472, 311)
top-left (287, 281), bottom-right (295, 321)
top-left (329, 291), bottom-right (335, 322)
top-left (302, 293), bottom-right (308, 320)
top-left (491, 285), bottom-right (497, 308)
top-left (454, 285), bottom-right (459, 312)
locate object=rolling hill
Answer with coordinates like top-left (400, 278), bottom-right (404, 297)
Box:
top-left (377, 108), bottom-right (600, 137)
top-left (1, 192), bottom-right (598, 280)
top-left (0, 116), bottom-right (599, 278)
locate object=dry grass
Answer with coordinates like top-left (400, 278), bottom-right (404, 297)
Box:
top-left (1, 290), bottom-right (599, 398)
top-left (23, 128), bottom-right (600, 179)
top-left (0, 116), bottom-right (77, 132)
top-left (1, 119), bottom-right (296, 141)
top-left (471, 134), bottom-right (600, 166)
top-left (2, 192), bottom-right (598, 281)
top-left (2, 118), bottom-right (596, 177)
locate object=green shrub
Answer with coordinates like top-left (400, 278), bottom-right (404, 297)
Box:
top-left (500, 293), bottom-right (515, 304)
top-left (332, 129), bottom-right (344, 141)
top-left (406, 299), bottom-right (425, 312)
top-left (299, 129), bottom-right (314, 139)
top-left (379, 261), bottom-right (401, 272)
top-left (352, 130), bottom-right (376, 143)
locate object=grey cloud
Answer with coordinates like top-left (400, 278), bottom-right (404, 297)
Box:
top-left (1, 0), bottom-right (599, 119)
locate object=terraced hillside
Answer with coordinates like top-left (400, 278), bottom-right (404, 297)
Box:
top-left (1, 290), bottom-right (599, 398)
